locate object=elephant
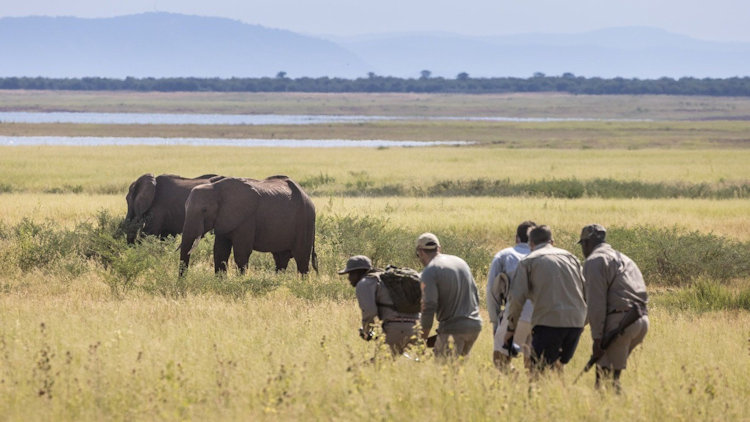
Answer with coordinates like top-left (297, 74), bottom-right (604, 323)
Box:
top-left (179, 175), bottom-right (318, 276)
top-left (125, 173), bottom-right (222, 244)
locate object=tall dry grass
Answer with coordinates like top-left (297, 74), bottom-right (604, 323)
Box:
top-left (0, 284), bottom-right (748, 421)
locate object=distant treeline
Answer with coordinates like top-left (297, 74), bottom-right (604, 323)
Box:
top-left (2, 74), bottom-right (750, 96)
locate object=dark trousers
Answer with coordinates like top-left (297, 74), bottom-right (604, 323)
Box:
top-left (531, 325), bottom-right (583, 368)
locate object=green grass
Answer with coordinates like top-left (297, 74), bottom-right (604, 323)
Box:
top-left (655, 278), bottom-right (750, 312)
top-left (1, 147), bottom-right (749, 196)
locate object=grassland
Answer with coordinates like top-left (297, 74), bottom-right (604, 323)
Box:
top-left (4, 90), bottom-right (750, 120)
top-left (3, 90), bottom-right (750, 149)
top-left (1, 289), bottom-right (748, 421)
top-left (1, 147), bottom-right (749, 194)
top-left (3, 120), bottom-right (750, 149)
top-left (0, 91), bottom-right (749, 421)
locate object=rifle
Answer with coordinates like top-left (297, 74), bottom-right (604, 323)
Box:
top-left (574, 303), bottom-right (646, 384)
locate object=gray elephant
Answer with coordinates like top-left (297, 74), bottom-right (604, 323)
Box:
top-left (125, 173), bottom-right (222, 244)
top-left (179, 175), bottom-right (318, 276)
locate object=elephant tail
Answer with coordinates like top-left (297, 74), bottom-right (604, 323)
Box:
top-left (311, 244), bottom-right (318, 273)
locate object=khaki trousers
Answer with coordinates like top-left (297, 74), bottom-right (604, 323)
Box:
top-left (434, 330), bottom-right (481, 357)
top-left (598, 314), bottom-right (649, 370)
top-left (383, 322), bottom-right (418, 354)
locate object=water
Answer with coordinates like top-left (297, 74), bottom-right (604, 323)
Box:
top-left (0, 136), bottom-right (472, 148)
top-left (0, 111), bottom-right (645, 125)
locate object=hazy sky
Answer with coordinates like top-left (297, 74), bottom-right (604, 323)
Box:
top-left (3, 0), bottom-right (750, 42)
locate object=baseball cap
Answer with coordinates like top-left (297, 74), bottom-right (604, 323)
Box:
top-left (337, 255), bottom-right (373, 274)
top-left (577, 224), bottom-right (607, 244)
top-left (416, 232), bottom-right (441, 250)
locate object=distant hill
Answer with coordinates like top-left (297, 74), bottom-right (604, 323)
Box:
top-left (0, 13), bottom-right (370, 78)
top-left (1, 13), bottom-right (749, 79)
top-left (333, 27), bottom-right (750, 79)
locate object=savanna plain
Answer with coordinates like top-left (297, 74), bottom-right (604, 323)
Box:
top-left (1, 91), bottom-right (749, 421)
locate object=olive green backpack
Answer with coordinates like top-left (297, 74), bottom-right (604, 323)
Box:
top-left (375, 265), bottom-right (422, 314)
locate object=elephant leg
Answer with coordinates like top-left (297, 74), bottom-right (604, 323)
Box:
top-left (272, 251), bottom-right (292, 272)
top-left (292, 250), bottom-right (311, 275)
top-left (214, 234), bottom-right (232, 274)
top-left (232, 243), bottom-right (252, 275)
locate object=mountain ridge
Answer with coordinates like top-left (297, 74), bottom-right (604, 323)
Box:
top-left (1, 12), bottom-right (748, 79)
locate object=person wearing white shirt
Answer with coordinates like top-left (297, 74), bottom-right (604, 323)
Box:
top-left (487, 221), bottom-right (536, 368)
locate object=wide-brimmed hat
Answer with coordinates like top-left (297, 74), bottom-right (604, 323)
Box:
top-left (337, 255), bottom-right (373, 274)
top-left (577, 224), bottom-right (607, 244)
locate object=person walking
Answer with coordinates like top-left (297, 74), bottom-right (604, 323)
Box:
top-left (504, 225), bottom-right (587, 371)
top-left (416, 233), bottom-right (483, 358)
top-left (487, 221), bottom-right (536, 368)
top-left (338, 255), bottom-right (419, 355)
top-left (579, 224), bottom-right (649, 392)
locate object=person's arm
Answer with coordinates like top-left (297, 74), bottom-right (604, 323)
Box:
top-left (355, 278), bottom-right (378, 333)
top-left (504, 259), bottom-right (530, 338)
top-left (486, 258), bottom-right (502, 332)
top-left (419, 269), bottom-right (438, 338)
top-left (584, 257), bottom-right (609, 340)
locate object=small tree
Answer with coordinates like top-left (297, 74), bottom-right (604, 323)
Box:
top-left (276, 71), bottom-right (287, 79)
top-left (419, 70), bottom-right (432, 80)
top-left (457, 72), bottom-right (470, 81)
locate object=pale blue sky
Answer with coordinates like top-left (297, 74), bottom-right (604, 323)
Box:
top-left (3, 0), bottom-right (750, 42)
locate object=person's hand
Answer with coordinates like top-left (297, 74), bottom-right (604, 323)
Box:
top-left (359, 327), bottom-right (373, 341)
top-left (592, 338), bottom-right (604, 359)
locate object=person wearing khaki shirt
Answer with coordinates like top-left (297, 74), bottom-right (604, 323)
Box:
top-left (579, 224), bottom-right (648, 391)
top-left (339, 255), bottom-right (419, 355)
top-left (416, 233), bottom-right (483, 358)
top-left (504, 225), bottom-right (587, 370)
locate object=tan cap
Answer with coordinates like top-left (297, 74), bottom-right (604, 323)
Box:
top-left (416, 232), bottom-right (441, 250)
top-left (337, 255), bottom-right (373, 274)
top-left (578, 224), bottom-right (607, 244)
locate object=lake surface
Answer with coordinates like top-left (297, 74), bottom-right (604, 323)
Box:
top-left (0, 136), bottom-right (472, 148)
top-left (0, 111), bottom-right (645, 125)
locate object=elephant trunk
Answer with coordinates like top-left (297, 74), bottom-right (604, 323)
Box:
top-left (126, 174), bottom-right (156, 244)
top-left (125, 218), bottom-right (144, 244)
top-left (179, 221), bottom-right (205, 276)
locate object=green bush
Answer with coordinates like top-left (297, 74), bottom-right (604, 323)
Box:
top-left (344, 178), bottom-right (750, 199)
top-left (605, 227), bottom-right (750, 287)
top-left (315, 213), bottom-right (492, 274)
top-left (11, 219), bottom-right (74, 272)
top-left (1, 213), bottom-right (748, 302)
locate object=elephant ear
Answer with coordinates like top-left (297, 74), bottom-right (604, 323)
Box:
top-left (128, 174), bottom-right (157, 219)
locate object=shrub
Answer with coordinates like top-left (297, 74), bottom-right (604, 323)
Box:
top-left (606, 227), bottom-right (750, 287)
top-left (1, 212), bottom-right (748, 302)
